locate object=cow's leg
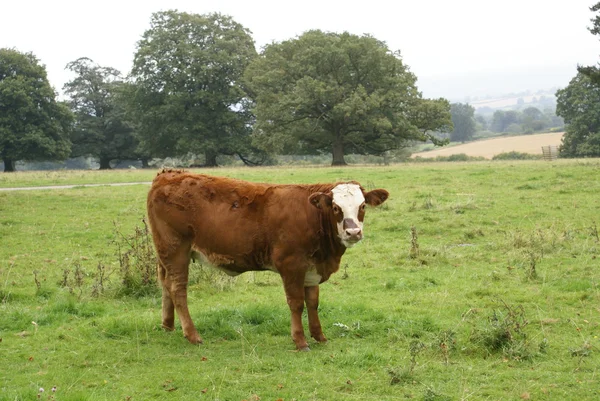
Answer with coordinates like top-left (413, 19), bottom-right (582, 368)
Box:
top-left (157, 263), bottom-right (175, 331)
top-left (166, 249), bottom-right (202, 344)
top-left (281, 272), bottom-right (309, 351)
top-left (153, 229), bottom-right (202, 345)
top-left (305, 285), bottom-right (327, 343)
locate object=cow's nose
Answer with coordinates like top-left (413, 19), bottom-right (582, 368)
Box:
top-left (346, 228), bottom-right (362, 237)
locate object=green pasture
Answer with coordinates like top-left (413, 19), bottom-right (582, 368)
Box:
top-left (1, 161), bottom-right (600, 400)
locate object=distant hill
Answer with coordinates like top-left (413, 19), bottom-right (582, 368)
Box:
top-left (418, 64), bottom-right (577, 101)
top-left (411, 132), bottom-right (564, 159)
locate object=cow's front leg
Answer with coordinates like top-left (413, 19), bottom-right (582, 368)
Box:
top-left (305, 285), bottom-right (327, 343)
top-left (281, 273), bottom-right (309, 351)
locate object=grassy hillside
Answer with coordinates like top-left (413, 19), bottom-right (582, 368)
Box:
top-left (1, 161), bottom-right (599, 400)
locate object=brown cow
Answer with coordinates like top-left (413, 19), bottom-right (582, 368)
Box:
top-left (146, 169), bottom-right (389, 350)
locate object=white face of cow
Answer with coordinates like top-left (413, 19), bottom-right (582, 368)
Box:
top-left (331, 183), bottom-right (366, 248)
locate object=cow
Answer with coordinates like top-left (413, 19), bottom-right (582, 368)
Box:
top-left (146, 169), bottom-right (389, 350)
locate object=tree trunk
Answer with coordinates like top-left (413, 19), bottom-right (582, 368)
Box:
top-left (3, 158), bottom-right (15, 172)
top-left (331, 139), bottom-right (347, 166)
top-left (99, 157), bottom-right (112, 170)
top-left (204, 150), bottom-right (218, 167)
top-left (140, 158), bottom-right (150, 168)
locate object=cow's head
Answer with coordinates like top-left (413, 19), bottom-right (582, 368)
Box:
top-left (309, 183), bottom-right (389, 248)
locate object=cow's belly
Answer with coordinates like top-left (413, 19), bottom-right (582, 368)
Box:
top-left (191, 249), bottom-right (275, 275)
top-left (192, 249), bottom-right (321, 286)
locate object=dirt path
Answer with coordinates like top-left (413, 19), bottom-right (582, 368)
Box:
top-left (412, 132), bottom-right (564, 159)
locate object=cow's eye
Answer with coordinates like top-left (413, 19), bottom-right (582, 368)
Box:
top-left (361, 203), bottom-right (366, 210)
top-left (332, 205), bottom-right (340, 214)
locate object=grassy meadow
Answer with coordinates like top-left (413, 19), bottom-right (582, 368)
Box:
top-left (1, 160), bottom-right (600, 400)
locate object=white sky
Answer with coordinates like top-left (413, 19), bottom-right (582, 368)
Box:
top-left (1, 0), bottom-right (599, 99)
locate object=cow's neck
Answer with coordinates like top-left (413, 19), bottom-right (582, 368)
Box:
top-left (316, 208), bottom-right (346, 260)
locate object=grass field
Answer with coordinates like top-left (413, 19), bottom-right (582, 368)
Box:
top-left (1, 161), bottom-right (600, 400)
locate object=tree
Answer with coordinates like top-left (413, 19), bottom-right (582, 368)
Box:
top-left (556, 72), bottom-right (600, 157)
top-left (129, 11), bottom-right (260, 167)
top-left (520, 107), bottom-right (547, 133)
top-left (0, 48), bottom-right (72, 172)
top-left (245, 30), bottom-right (450, 165)
top-left (449, 103), bottom-right (476, 142)
top-left (64, 58), bottom-right (138, 169)
top-left (491, 110), bottom-right (519, 133)
top-left (578, 2), bottom-right (600, 85)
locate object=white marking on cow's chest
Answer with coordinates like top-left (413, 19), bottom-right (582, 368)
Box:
top-left (304, 268), bottom-right (322, 287)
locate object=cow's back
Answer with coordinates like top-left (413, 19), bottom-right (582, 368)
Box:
top-left (147, 170), bottom-right (323, 271)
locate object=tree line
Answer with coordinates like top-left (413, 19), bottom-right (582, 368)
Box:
top-left (0, 11), bottom-right (452, 172)
top-left (447, 103), bottom-right (564, 143)
top-left (1, 4), bottom-right (599, 172)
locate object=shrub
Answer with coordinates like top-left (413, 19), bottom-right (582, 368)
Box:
top-left (113, 219), bottom-right (159, 298)
top-left (492, 151), bottom-right (542, 160)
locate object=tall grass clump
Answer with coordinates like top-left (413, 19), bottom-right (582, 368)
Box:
top-left (113, 218), bottom-right (159, 297)
top-left (470, 299), bottom-right (538, 360)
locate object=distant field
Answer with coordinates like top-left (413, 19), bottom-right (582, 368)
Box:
top-left (412, 132), bottom-right (564, 159)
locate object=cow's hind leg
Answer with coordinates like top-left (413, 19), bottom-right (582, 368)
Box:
top-left (305, 285), bottom-right (327, 343)
top-left (154, 232), bottom-right (202, 345)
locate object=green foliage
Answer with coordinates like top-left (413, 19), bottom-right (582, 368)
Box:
top-left (556, 73), bottom-right (600, 157)
top-left (449, 102), bottom-right (476, 142)
top-left (492, 151), bottom-right (542, 160)
top-left (129, 11), bottom-right (262, 167)
top-left (245, 30), bottom-right (451, 165)
top-left (0, 48), bottom-right (73, 172)
top-left (577, 2), bottom-right (600, 85)
top-left (413, 153), bottom-right (486, 162)
top-left (63, 58), bottom-right (138, 169)
top-left (490, 109), bottom-right (519, 133)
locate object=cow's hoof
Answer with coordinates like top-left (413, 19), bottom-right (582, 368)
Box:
top-left (298, 346), bottom-right (311, 352)
top-left (313, 335), bottom-right (327, 343)
top-left (185, 334), bottom-right (203, 345)
top-left (162, 324), bottom-right (175, 332)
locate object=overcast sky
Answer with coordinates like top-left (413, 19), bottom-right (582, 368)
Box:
top-left (2, 0), bottom-right (599, 99)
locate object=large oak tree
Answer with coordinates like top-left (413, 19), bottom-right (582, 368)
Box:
top-left (64, 58), bottom-right (138, 169)
top-left (244, 30), bottom-right (451, 165)
top-left (129, 11), bottom-right (261, 166)
top-left (0, 48), bottom-right (72, 172)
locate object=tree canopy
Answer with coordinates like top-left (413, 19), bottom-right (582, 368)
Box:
top-left (129, 10), bottom-right (262, 167)
top-left (245, 30), bottom-right (451, 165)
top-left (578, 2), bottom-right (600, 85)
top-left (64, 58), bottom-right (138, 169)
top-left (449, 103), bottom-right (476, 142)
top-left (0, 48), bottom-right (72, 172)
top-left (556, 72), bottom-right (600, 157)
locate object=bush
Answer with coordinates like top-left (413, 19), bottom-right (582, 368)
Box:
top-left (113, 219), bottom-right (159, 298)
top-left (412, 153), bottom-right (486, 162)
top-left (492, 152), bottom-right (542, 160)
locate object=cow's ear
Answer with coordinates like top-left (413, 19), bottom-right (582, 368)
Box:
top-left (309, 192), bottom-right (333, 209)
top-left (364, 189), bottom-right (389, 206)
